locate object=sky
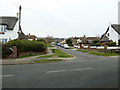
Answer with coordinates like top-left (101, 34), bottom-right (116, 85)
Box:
top-left (0, 0), bottom-right (119, 38)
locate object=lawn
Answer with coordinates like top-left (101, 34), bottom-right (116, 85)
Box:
top-left (34, 59), bottom-right (63, 63)
top-left (38, 49), bottom-right (73, 58)
top-left (77, 49), bottom-right (120, 56)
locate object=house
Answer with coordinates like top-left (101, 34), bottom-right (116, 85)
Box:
top-left (26, 34), bottom-right (37, 41)
top-left (53, 38), bottom-right (65, 44)
top-left (0, 16), bottom-right (18, 43)
top-left (72, 36), bottom-right (100, 45)
top-left (71, 37), bottom-right (81, 45)
top-left (100, 24), bottom-right (120, 45)
top-left (85, 37), bottom-right (100, 44)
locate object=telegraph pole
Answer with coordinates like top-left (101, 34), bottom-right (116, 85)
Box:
top-left (18, 5), bottom-right (21, 33)
top-left (18, 5), bottom-right (27, 40)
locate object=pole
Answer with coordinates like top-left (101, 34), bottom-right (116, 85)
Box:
top-left (19, 5), bottom-right (21, 32)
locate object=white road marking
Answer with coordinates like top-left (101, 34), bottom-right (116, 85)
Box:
top-left (0, 75), bottom-right (15, 78)
top-left (46, 68), bottom-right (94, 73)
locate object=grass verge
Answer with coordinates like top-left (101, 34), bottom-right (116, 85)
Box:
top-left (38, 49), bottom-right (72, 58)
top-left (48, 45), bottom-right (54, 47)
top-left (34, 59), bottom-right (63, 63)
top-left (77, 49), bottom-right (120, 56)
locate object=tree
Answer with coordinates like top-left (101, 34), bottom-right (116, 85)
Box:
top-left (66, 38), bottom-right (73, 46)
top-left (37, 39), bottom-right (47, 43)
top-left (45, 36), bottom-right (54, 44)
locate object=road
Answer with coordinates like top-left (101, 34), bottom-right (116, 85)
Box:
top-left (2, 46), bottom-right (118, 88)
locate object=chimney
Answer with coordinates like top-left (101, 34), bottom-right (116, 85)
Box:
top-left (109, 22), bottom-right (112, 30)
top-left (16, 13), bottom-right (19, 18)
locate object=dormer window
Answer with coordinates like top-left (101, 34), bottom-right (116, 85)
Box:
top-left (0, 25), bottom-right (6, 33)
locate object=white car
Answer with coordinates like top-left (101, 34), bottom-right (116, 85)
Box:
top-left (64, 44), bottom-right (69, 49)
top-left (74, 45), bottom-right (80, 48)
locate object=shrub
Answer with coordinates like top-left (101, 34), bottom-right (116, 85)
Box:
top-left (107, 42), bottom-right (117, 46)
top-left (37, 39), bottom-right (47, 43)
top-left (6, 40), bottom-right (47, 52)
top-left (92, 40), bottom-right (100, 44)
top-left (66, 38), bottom-right (73, 46)
top-left (89, 43), bottom-right (101, 46)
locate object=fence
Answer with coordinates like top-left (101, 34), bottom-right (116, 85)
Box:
top-left (81, 46), bottom-right (120, 53)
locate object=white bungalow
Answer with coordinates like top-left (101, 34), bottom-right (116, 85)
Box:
top-left (0, 16), bottom-right (18, 43)
top-left (100, 24), bottom-right (120, 45)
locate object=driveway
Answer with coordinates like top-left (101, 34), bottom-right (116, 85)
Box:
top-left (2, 46), bottom-right (118, 88)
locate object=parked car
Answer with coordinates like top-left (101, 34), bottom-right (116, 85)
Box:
top-left (57, 43), bottom-right (61, 46)
top-left (74, 45), bottom-right (80, 48)
top-left (61, 44), bottom-right (64, 48)
top-left (64, 44), bottom-right (69, 49)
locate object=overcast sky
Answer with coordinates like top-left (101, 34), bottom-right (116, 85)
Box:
top-left (0, 0), bottom-right (119, 38)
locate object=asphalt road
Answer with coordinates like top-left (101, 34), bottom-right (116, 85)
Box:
top-left (2, 46), bottom-right (118, 88)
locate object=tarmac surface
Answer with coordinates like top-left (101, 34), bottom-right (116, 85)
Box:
top-left (2, 46), bottom-right (119, 88)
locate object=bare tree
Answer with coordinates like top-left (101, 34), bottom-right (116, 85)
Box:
top-left (45, 35), bottom-right (54, 44)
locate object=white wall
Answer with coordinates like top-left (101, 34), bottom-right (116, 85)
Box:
top-left (107, 25), bottom-right (120, 45)
top-left (0, 21), bottom-right (18, 42)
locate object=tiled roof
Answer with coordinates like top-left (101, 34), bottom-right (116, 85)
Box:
top-left (26, 35), bottom-right (37, 39)
top-left (86, 37), bottom-right (100, 40)
top-left (100, 35), bottom-right (109, 42)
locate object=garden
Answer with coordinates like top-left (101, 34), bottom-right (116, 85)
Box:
top-left (2, 39), bottom-right (48, 58)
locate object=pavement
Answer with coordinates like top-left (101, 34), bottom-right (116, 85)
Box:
top-left (2, 46), bottom-right (119, 88)
top-left (1, 47), bottom-right (53, 65)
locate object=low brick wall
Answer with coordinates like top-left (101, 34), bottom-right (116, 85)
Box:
top-left (18, 51), bottom-right (46, 57)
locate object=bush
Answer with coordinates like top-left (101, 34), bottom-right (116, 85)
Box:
top-left (66, 38), bottom-right (73, 46)
top-left (37, 39), bottom-right (47, 43)
top-left (107, 42), bottom-right (116, 46)
top-left (7, 40), bottom-right (47, 52)
top-left (92, 40), bottom-right (100, 44)
top-left (89, 43), bottom-right (101, 46)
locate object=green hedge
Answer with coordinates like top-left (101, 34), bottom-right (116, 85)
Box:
top-left (107, 42), bottom-right (116, 46)
top-left (2, 39), bottom-right (47, 58)
top-left (89, 43), bottom-right (101, 46)
top-left (6, 40), bottom-right (47, 52)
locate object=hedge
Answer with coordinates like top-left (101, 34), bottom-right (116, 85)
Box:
top-left (1, 39), bottom-right (48, 58)
top-left (6, 40), bottom-right (47, 52)
top-left (89, 43), bottom-right (101, 46)
top-left (107, 42), bottom-right (116, 46)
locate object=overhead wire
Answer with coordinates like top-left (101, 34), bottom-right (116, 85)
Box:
top-left (4, 0), bottom-right (19, 7)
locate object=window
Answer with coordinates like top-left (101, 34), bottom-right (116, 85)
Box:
top-left (0, 25), bottom-right (6, 32)
top-left (0, 38), bottom-right (8, 43)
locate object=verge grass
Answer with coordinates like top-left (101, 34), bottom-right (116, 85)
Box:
top-left (38, 49), bottom-right (72, 58)
top-left (77, 49), bottom-right (120, 56)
